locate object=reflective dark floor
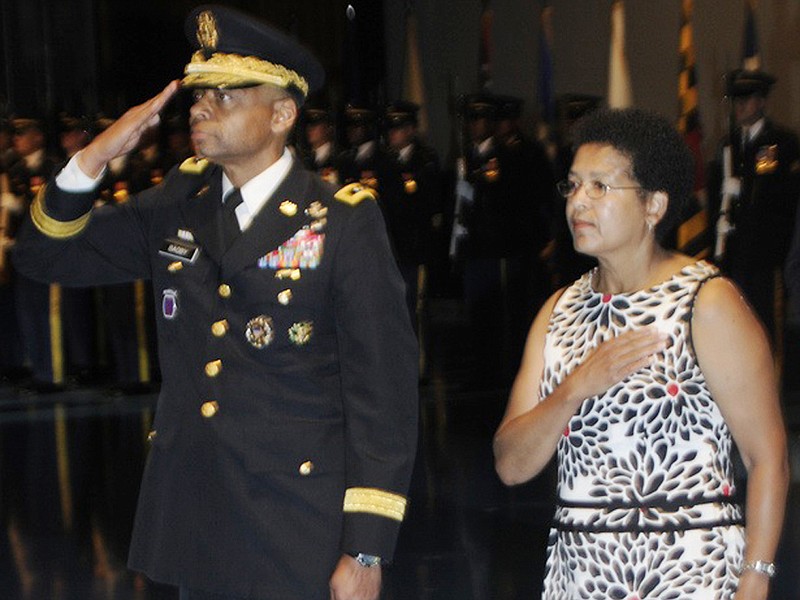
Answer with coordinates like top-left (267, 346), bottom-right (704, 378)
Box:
top-left (1, 297), bottom-right (800, 599)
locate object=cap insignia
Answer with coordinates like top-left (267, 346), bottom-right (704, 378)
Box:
top-left (196, 11), bottom-right (219, 52)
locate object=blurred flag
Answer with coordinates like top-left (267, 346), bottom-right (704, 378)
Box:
top-left (537, 3), bottom-right (555, 124)
top-left (676, 0), bottom-right (710, 258)
top-left (607, 0), bottom-right (633, 108)
top-left (479, 1), bottom-right (493, 91)
top-left (742, 0), bottom-right (760, 70)
top-left (402, 2), bottom-right (429, 135)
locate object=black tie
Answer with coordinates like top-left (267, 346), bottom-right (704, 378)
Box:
top-left (221, 188), bottom-right (243, 251)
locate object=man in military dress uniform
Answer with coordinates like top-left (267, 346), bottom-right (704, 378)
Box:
top-left (708, 69), bottom-right (800, 340)
top-left (457, 93), bottom-right (515, 385)
top-left (7, 117), bottom-right (63, 390)
top-left (0, 116), bottom-right (25, 381)
top-left (336, 104), bottom-right (396, 200)
top-left (382, 101), bottom-right (441, 327)
top-left (299, 98), bottom-right (340, 185)
top-left (493, 95), bottom-right (556, 365)
top-left (14, 6), bottom-right (418, 600)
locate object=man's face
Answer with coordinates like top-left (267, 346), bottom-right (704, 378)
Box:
top-left (305, 121), bottom-right (332, 149)
top-left (189, 85), bottom-right (295, 166)
top-left (467, 116), bottom-right (493, 144)
top-left (733, 94), bottom-right (765, 128)
top-left (387, 124), bottom-right (415, 151)
top-left (12, 128), bottom-right (44, 157)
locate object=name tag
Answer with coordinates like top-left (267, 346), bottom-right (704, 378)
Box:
top-left (159, 237), bottom-right (200, 263)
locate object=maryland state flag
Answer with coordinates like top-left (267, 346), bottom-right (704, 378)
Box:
top-left (676, 0), bottom-right (710, 258)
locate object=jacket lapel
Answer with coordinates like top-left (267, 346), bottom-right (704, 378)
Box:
top-left (182, 166), bottom-right (226, 265)
top-left (220, 164), bottom-right (317, 278)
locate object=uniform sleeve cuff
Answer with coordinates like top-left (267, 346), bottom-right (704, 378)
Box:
top-left (55, 151), bottom-right (105, 192)
top-left (30, 186), bottom-right (92, 239)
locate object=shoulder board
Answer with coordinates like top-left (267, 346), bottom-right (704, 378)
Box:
top-left (334, 182), bottom-right (377, 206)
top-left (179, 156), bottom-right (211, 175)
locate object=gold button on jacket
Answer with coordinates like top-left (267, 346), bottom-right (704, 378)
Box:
top-left (211, 319), bottom-right (229, 337)
top-left (201, 401), bottom-right (219, 418)
top-left (205, 360), bottom-right (222, 377)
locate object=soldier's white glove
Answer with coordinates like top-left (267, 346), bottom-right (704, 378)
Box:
top-left (716, 213), bottom-right (734, 236)
top-left (0, 192), bottom-right (24, 214)
top-left (722, 176), bottom-right (741, 197)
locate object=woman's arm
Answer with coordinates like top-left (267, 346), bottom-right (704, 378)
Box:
top-left (693, 277), bottom-right (789, 600)
top-left (493, 289), bottom-right (667, 486)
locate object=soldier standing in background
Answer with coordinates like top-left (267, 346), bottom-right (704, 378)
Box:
top-left (337, 104), bottom-right (396, 199)
top-left (299, 98), bottom-right (340, 185)
top-left (94, 116), bottom-right (158, 394)
top-left (57, 115), bottom-right (97, 385)
top-left (7, 117), bottom-right (61, 391)
top-left (0, 116), bottom-right (26, 382)
top-left (493, 95), bottom-right (556, 367)
top-left (383, 102), bottom-right (442, 326)
top-left (458, 93), bottom-right (513, 387)
top-left (708, 69), bottom-right (800, 342)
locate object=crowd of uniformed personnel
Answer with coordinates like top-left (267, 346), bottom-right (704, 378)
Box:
top-left (4, 66), bottom-right (800, 395)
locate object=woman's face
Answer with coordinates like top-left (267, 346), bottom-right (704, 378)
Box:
top-left (565, 142), bottom-right (653, 259)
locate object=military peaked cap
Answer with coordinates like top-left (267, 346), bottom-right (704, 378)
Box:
top-left (183, 5), bottom-right (324, 99)
top-left (461, 93), bottom-right (497, 120)
top-left (385, 101), bottom-right (419, 128)
top-left (495, 95), bottom-right (523, 120)
top-left (343, 104), bottom-right (377, 126)
top-left (725, 69), bottom-right (776, 98)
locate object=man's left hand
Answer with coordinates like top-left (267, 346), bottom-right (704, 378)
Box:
top-left (329, 554), bottom-right (382, 600)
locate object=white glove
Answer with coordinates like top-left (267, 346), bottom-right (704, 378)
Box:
top-left (722, 177), bottom-right (741, 197)
top-left (716, 213), bottom-right (734, 236)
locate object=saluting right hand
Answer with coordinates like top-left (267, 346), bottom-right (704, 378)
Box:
top-left (565, 327), bottom-right (668, 402)
top-left (77, 80), bottom-right (181, 179)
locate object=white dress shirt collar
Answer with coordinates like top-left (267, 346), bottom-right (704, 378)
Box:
top-left (221, 147), bottom-right (293, 231)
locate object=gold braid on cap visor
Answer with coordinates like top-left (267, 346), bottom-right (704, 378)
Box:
top-left (183, 51), bottom-right (309, 96)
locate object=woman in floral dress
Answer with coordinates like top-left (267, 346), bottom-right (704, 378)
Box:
top-left (494, 108), bottom-right (788, 600)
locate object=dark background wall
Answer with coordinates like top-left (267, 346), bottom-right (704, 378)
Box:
top-left (2, 0), bottom-right (799, 161)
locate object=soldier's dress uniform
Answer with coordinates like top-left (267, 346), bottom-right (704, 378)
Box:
top-left (13, 6), bottom-right (418, 599)
top-left (299, 101), bottom-right (340, 186)
top-left (96, 149), bottom-right (158, 391)
top-left (708, 70), bottom-right (800, 339)
top-left (382, 102), bottom-right (442, 329)
top-left (6, 127), bottom-right (63, 388)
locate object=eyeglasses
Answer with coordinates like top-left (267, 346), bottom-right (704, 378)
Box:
top-left (556, 179), bottom-right (642, 199)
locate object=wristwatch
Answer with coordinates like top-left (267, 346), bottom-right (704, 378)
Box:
top-left (350, 552), bottom-right (382, 567)
top-left (740, 560), bottom-right (776, 578)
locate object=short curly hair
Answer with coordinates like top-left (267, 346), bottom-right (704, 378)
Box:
top-left (572, 107), bottom-right (694, 242)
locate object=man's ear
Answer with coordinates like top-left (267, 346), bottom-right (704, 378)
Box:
top-left (272, 97), bottom-right (298, 135)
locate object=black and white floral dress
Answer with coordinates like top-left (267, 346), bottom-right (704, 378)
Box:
top-left (541, 261), bottom-right (745, 599)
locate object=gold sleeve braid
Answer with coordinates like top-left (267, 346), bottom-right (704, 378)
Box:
top-left (30, 185), bottom-right (92, 239)
top-left (343, 487), bottom-right (407, 522)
